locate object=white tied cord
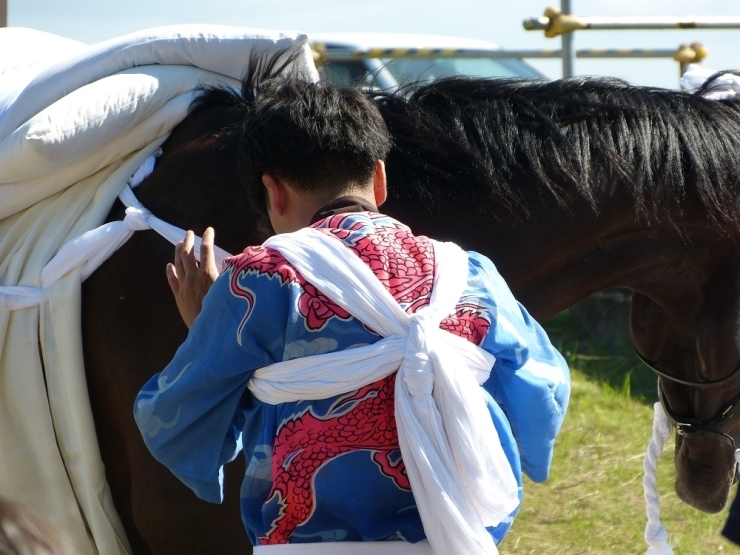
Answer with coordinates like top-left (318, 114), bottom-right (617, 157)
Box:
top-left (643, 402), bottom-right (674, 555)
top-left (680, 65), bottom-right (740, 100)
top-left (253, 228), bottom-right (519, 555)
top-left (0, 152), bottom-right (232, 311)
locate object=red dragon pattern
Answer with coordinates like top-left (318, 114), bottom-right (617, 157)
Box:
top-left (260, 374), bottom-right (407, 544)
top-left (230, 213), bottom-right (492, 544)
top-left (226, 245), bottom-right (353, 339)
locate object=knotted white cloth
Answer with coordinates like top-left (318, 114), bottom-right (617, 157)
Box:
top-left (0, 152), bottom-right (231, 311)
top-left (254, 540), bottom-right (432, 554)
top-left (252, 227), bottom-right (520, 555)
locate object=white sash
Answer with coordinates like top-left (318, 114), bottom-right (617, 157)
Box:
top-left (254, 540), bottom-right (432, 554)
top-left (251, 227), bottom-right (519, 555)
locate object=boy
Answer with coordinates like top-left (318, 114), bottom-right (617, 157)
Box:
top-left (134, 55), bottom-right (570, 554)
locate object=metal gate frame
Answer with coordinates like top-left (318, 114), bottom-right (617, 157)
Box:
top-left (524, 2), bottom-right (740, 78)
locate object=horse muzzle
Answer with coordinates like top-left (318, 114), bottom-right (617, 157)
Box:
top-left (673, 432), bottom-right (736, 513)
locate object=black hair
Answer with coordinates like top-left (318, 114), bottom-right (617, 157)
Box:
top-left (196, 49), bottom-right (391, 212)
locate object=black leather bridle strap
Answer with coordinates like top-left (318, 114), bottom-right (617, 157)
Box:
top-left (633, 342), bottom-right (740, 448)
top-left (657, 386), bottom-right (740, 449)
top-left (633, 345), bottom-right (740, 388)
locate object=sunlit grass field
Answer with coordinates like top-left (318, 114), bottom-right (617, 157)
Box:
top-left (500, 300), bottom-right (736, 554)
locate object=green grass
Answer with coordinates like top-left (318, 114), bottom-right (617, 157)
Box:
top-left (501, 372), bottom-right (734, 554)
top-left (499, 301), bottom-right (736, 554)
top-left (542, 307), bottom-right (656, 403)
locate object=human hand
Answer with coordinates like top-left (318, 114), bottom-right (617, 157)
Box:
top-left (166, 227), bottom-right (220, 328)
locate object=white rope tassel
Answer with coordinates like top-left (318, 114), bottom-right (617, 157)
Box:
top-left (643, 402), bottom-right (674, 555)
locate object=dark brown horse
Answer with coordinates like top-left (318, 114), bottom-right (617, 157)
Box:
top-left (82, 72), bottom-right (740, 554)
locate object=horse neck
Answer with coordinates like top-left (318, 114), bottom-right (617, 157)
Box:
top-left (378, 76), bottom-right (740, 321)
top-left (387, 177), bottom-right (734, 322)
top-left (492, 189), bottom-right (735, 321)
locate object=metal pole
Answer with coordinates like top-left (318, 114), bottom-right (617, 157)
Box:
top-left (561, 0), bottom-right (575, 78)
top-left (523, 15), bottom-right (740, 32)
top-left (315, 47), bottom-right (700, 61)
top-left (0, 0), bottom-right (7, 28)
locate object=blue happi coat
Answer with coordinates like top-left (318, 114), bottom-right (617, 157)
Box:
top-left (134, 209), bottom-right (570, 546)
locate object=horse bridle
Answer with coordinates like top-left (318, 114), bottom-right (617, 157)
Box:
top-left (633, 345), bottom-right (740, 449)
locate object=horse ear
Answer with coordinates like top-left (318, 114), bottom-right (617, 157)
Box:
top-left (373, 160), bottom-right (388, 207)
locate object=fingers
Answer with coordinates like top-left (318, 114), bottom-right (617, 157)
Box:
top-left (172, 228), bottom-right (218, 283)
top-left (167, 228), bottom-right (217, 329)
top-left (174, 239), bottom-right (185, 279)
top-left (200, 227), bottom-right (218, 275)
top-left (181, 230), bottom-right (197, 274)
top-left (166, 263), bottom-right (179, 295)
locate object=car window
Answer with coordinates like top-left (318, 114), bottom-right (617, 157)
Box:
top-left (380, 57), bottom-right (542, 84)
top-left (319, 54), bottom-right (544, 92)
top-left (321, 61), bottom-right (371, 87)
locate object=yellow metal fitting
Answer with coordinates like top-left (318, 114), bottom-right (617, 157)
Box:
top-left (673, 42), bottom-right (708, 63)
top-left (543, 6), bottom-right (589, 38)
top-left (311, 43), bottom-right (326, 67)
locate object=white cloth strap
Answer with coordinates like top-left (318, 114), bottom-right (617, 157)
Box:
top-left (253, 228), bottom-right (519, 555)
top-left (253, 541), bottom-right (432, 554)
top-left (0, 153), bottom-right (231, 311)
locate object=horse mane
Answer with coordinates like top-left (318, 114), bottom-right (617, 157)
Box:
top-left (372, 73), bottom-right (740, 231)
top-left (185, 48), bottom-right (306, 152)
top-left (189, 48), bottom-right (305, 114)
top-left (188, 59), bottom-right (740, 233)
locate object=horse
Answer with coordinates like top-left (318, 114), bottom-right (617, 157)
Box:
top-left (81, 71), bottom-right (740, 554)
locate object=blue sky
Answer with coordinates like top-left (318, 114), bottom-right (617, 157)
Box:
top-left (9, 0), bottom-right (740, 88)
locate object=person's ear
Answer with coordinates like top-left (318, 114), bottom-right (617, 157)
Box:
top-left (373, 160), bottom-right (387, 207)
top-left (262, 174), bottom-right (286, 216)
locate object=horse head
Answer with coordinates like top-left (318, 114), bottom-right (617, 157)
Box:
top-left (631, 254), bottom-right (740, 513)
top-left (134, 102), bottom-right (272, 253)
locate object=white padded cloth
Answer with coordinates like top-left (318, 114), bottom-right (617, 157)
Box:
top-left (0, 25), bottom-right (318, 220)
top-left (0, 25), bottom-right (317, 555)
top-left (255, 228), bottom-right (520, 555)
top-left (680, 65), bottom-right (740, 100)
top-left (0, 146), bottom-right (162, 555)
top-left (0, 24), bottom-right (317, 141)
top-left (0, 27), bottom-right (86, 76)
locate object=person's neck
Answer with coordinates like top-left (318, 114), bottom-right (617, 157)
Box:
top-left (309, 193), bottom-right (379, 225)
top-left (325, 189), bottom-right (378, 211)
top-left (276, 188), bottom-right (376, 234)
